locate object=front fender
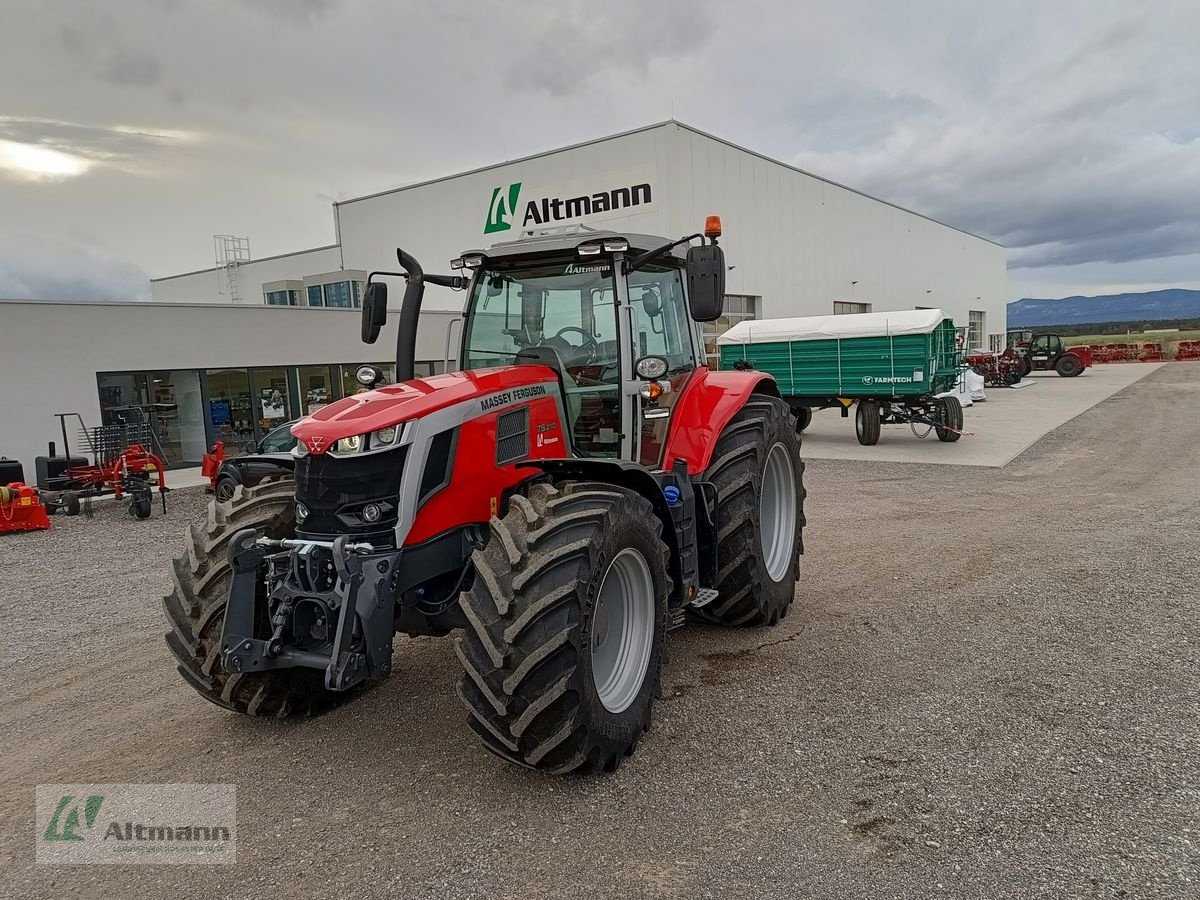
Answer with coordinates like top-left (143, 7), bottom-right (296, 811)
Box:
top-left (664, 367), bottom-right (779, 475)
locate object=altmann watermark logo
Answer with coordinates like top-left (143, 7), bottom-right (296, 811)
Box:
top-left (484, 180), bottom-right (653, 233)
top-left (37, 784), bottom-right (237, 865)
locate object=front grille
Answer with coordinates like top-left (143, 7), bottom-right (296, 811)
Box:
top-left (294, 446), bottom-right (408, 539)
top-left (495, 407), bottom-right (529, 466)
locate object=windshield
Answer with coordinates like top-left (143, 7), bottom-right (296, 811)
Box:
top-left (462, 257), bottom-right (622, 456)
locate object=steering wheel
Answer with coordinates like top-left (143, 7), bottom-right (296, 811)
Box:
top-left (550, 326), bottom-right (597, 362)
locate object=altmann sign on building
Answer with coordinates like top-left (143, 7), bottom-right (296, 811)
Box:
top-left (484, 168), bottom-right (657, 234)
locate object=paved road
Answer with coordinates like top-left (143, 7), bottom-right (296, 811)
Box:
top-left (2, 364), bottom-right (1197, 899)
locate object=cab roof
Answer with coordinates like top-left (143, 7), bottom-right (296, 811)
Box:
top-left (461, 227), bottom-right (686, 263)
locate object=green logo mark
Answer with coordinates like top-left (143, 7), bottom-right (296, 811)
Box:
top-left (44, 794), bottom-right (104, 842)
top-left (484, 182), bottom-right (522, 234)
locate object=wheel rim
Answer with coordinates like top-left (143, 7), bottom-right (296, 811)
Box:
top-left (216, 481), bottom-right (234, 502)
top-left (856, 408), bottom-right (865, 439)
top-left (591, 547), bottom-right (655, 714)
top-left (759, 442), bottom-right (797, 583)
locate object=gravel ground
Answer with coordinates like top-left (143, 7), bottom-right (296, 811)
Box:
top-left (1, 363), bottom-right (1197, 899)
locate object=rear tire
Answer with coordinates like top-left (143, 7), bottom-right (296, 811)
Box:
top-left (1056, 354), bottom-right (1083, 377)
top-left (161, 479), bottom-right (346, 718)
top-left (794, 407), bottom-right (813, 432)
top-left (855, 400), bottom-right (881, 446)
top-left (691, 396), bottom-right (805, 627)
top-left (456, 482), bottom-right (669, 774)
top-left (936, 396), bottom-right (963, 442)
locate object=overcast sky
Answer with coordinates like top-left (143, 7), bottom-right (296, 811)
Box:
top-left (1, 0), bottom-right (1197, 302)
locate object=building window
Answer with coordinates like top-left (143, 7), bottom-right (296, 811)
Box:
top-left (307, 285), bottom-right (324, 307)
top-left (701, 294), bottom-right (757, 368)
top-left (968, 310), bottom-right (986, 350)
top-left (352, 281), bottom-right (363, 308)
top-left (264, 290), bottom-right (296, 306)
top-left (323, 281), bottom-right (352, 308)
top-left (834, 301), bottom-right (872, 315)
top-left (289, 289), bottom-right (301, 306)
top-left (989, 333), bottom-right (1005, 352)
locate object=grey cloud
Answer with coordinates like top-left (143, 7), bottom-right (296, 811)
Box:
top-left (499, 1), bottom-right (712, 95)
top-left (104, 49), bottom-right (163, 86)
top-left (243, 0), bottom-right (337, 24)
top-left (0, 234), bottom-right (150, 301)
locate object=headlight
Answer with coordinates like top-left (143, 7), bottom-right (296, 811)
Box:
top-left (334, 434), bottom-right (363, 455)
top-left (370, 425), bottom-right (398, 447)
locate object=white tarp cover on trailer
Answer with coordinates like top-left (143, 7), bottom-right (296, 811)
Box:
top-left (715, 308), bottom-right (949, 345)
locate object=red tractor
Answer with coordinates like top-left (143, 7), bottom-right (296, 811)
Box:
top-left (164, 218), bottom-right (806, 774)
top-left (1007, 329), bottom-right (1092, 377)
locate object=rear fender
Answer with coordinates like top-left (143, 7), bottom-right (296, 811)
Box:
top-left (663, 367), bottom-right (779, 475)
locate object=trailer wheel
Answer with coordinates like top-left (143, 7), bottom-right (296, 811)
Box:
top-left (1056, 354), bottom-right (1083, 377)
top-left (855, 400), bottom-right (881, 446)
top-left (691, 396), bottom-right (805, 627)
top-left (162, 478), bottom-right (348, 718)
top-left (1020, 356), bottom-right (1033, 377)
top-left (61, 491), bottom-right (81, 517)
top-left (456, 482), bottom-right (669, 774)
top-left (936, 396), bottom-right (963, 442)
top-left (794, 407), bottom-right (813, 432)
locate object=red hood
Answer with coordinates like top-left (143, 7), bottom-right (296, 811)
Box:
top-left (291, 365), bottom-right (557, 454)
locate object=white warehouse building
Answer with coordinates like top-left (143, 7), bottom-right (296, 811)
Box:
top-left (1, 121), bottom-right (1004, 480)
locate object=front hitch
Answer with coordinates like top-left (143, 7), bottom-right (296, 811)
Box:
top-left (220, 530), bottom-right (398, 691)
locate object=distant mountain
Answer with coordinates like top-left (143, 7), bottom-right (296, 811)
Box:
top-left (1007, 289), bottom-right (1200, 327)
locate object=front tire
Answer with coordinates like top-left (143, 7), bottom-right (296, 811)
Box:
top-left (692, 396), bottom-right (806, 627)
top-left (161, 479), bottom-right (346, 718)
top-left (214, 475), bottom-right (238, 503)
top-left (456, 482), bottom-right (669, 774)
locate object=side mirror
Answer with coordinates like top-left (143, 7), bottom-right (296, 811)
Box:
top-left (361, 282), bottom-right (388, 343)
top-left (685, 244), bottom-right (725, 322)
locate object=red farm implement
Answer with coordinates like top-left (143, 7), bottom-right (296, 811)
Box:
top-left (0, 483), bottom-right (51, 534)
top-left (964, 348), bottom-right (1024, 386)
top-left (45, 411), bottom-right (169, 519)
top-left (1176, 341), bottom-right (1200, 361)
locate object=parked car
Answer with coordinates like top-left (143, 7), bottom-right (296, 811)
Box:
top-left (213, 419), bottom-right (297, 502)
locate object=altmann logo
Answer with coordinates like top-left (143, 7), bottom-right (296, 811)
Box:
top-left (44, 794), bottom-right (104, 842)
top-left (483, 180), bottom-right (653, 233)
top-left (484, 182), bottom-right (523, 234)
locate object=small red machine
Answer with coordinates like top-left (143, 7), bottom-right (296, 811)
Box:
top-left (0, 483), bottom-right (51, 533)
top-left (201, 440), bottom-right (225, 492)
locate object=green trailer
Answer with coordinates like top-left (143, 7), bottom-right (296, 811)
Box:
top-left (716, 308), bottom-right (965, 445)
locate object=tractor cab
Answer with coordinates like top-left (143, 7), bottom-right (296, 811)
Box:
top-left (452, 227), bottom-right (721, 463)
